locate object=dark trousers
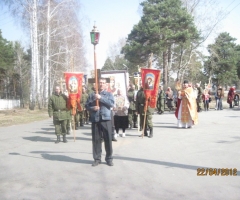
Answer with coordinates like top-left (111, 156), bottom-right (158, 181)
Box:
top-left (92, 121), bottom-right (113, 162)
top-left (203, 100), bottom-right (209, 111)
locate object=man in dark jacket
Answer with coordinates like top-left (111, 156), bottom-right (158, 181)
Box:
top-left (48, 86), bottom-right (70, 143)
top-left (85, 78), bottom-right (115, 167)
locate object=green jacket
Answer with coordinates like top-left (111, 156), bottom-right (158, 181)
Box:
top-left (135, 88), bottom-right (155, 115)
top-left (197, 87), bottom-right (203, 100)
top-left (48, 93), bottom-right (70, 120)
top-left (127, 89), bottom-right (137, 110)
top-left (80, 93), bottom-right (89, 109)
top-left (158, 90), bottom-right (165, 100)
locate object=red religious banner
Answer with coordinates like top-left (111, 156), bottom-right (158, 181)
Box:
top-left (141, 68), bottom-right (161, 109)
top-left (64, 72), bottom-right (83, 115)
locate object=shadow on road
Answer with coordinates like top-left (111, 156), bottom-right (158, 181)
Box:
top-left (22, 136), bottom-right (91, 142)
top-left (224, 116), bottom-right (240, 118)
top-left (154, 122), bottom-right (176, 125)
top-left (23, 136), bottom-right (54, 142)
top-left (153, 125), bottom-right (177, 129)
top-left (41, 153), bottom-right (92, 164)
top-left (217, 136), bottom-right (240, 144)
top-left (8, 151), bottom-right (239, 176)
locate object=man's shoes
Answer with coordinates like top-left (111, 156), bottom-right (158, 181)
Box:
top-left (55, 135), bottom-right (60, 144)
top-left (92, 160), bottom-right (101, 167)
top-left (107, 161), bottom-right (114, 166)
top-left (112, 137), bottom-right (117, 142)
top-left (63, 135), bottom-right (67, 143)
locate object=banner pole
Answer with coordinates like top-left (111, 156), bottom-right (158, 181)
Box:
top-left (72, 115), bottom-right (76, 142)
top-left (137, 65), bottom-right (140, 133)
top-left (141, 100), bottom-right (148, 138)
top-left (94, 45), bottom-right (99, 107)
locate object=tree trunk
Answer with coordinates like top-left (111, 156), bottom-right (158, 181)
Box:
top-left (29, 7), bottom-right (36, 110)
top-left (44, 0), bottom-right (50, 107)
top-left (163, 51), bottom-right (168, 87)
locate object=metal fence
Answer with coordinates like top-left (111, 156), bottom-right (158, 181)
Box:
top-left (0, 99), bottom-right (20, 110)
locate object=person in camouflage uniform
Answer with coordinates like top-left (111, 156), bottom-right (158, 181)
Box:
top-left (196, 83), bottom-right (203, 112)
top-left (75, 87), bottom-right (89, 129)
top-left (135, 86), bottom-right (155, 138)
top-left (127, 84), bottom-right (138, 129)
top-left (157, 85), bottom-right (165, 114)
top-left (48, 86), bottom-right (70, 143)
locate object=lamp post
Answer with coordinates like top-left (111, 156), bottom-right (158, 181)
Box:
top-left (90, 24), bottom-right (100, 106)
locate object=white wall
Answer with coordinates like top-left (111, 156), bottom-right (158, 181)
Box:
top-left (0, 99), bottom-right (20, 110)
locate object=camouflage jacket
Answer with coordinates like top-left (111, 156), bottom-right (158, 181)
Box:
top-left (48, 93), bottom-right (70, 120)
top-left (135, 88), bottom-right (155, 115)
top-left (127, 89), bottom-right (137, 110)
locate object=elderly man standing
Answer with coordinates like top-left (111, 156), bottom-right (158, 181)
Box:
top-left (48, 86), bottom-right (70, 143)
top-left (85, 78), bottom-right (115, 167)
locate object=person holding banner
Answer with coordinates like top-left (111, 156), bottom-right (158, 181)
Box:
top-left (85, 78), bottom-right (115, 167)
top-left (175, 80), bottom-right (198, 128)
top-left (135, 68), bottom-right (161, 138)
top-left (135, 86), bottom-right (154, 137)
top-left (48, 86), bottom-right (70, 143)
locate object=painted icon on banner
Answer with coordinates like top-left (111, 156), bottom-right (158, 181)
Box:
top-left (69, 76), bottom-right (78, 94)
top-left (144, 73), bottom-right (155, 90)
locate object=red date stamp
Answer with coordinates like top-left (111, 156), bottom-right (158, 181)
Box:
top-left (197, 168), bottom-right (237, 176)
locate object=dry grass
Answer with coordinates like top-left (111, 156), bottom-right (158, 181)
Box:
top-left (0, 108), bottom-right (49, 127)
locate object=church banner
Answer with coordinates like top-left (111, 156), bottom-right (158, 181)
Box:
top-left (141, 68), bottom-right (161, 108)
top-left (64, 72), bottom-right (83, 115)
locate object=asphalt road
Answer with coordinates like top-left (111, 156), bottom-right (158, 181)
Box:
top-left (0, 108), bottom-right (240, 200)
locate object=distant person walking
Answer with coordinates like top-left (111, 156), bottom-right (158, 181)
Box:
top-left (202, 89), bottom-right (210, 111)
top-left (165, 87), bottom-right (174, 111)
top-left (227, 87), bottom-right (235, 108)
top-left (215, 86), bottom-right (224, 110)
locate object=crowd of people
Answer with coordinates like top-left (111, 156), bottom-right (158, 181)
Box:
top-left (48, 78), bottom-right (238, 167)
top-left (156, 83), bottom-right (239, 114)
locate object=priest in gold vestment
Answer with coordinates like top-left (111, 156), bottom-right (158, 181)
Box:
top-left (175, 80), bottom-right (198, 128)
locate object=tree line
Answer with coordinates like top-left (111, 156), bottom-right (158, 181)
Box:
top-left (1, 0), bottom-right (88, 109)
top-left (102, 0), bottom-right (240, 89)
top-left (1, 0), bottom-right (240, 110)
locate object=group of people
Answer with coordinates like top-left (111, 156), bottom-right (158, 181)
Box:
top-left (156, 82), bottom-right (206, 114)
top-left (48, 78), bottom-right (156, 167)
top-left (48, 77), bottom-right (238, 167)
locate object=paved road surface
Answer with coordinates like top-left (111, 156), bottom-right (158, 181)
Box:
top-left (0, 108), bottom-right (240, 200)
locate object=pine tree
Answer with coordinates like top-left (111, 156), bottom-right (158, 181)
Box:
top-left (122, 0), bottom-right (199, 85)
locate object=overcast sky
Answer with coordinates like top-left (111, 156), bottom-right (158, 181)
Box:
top-left (0, 0), bottom-right (239, 71)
